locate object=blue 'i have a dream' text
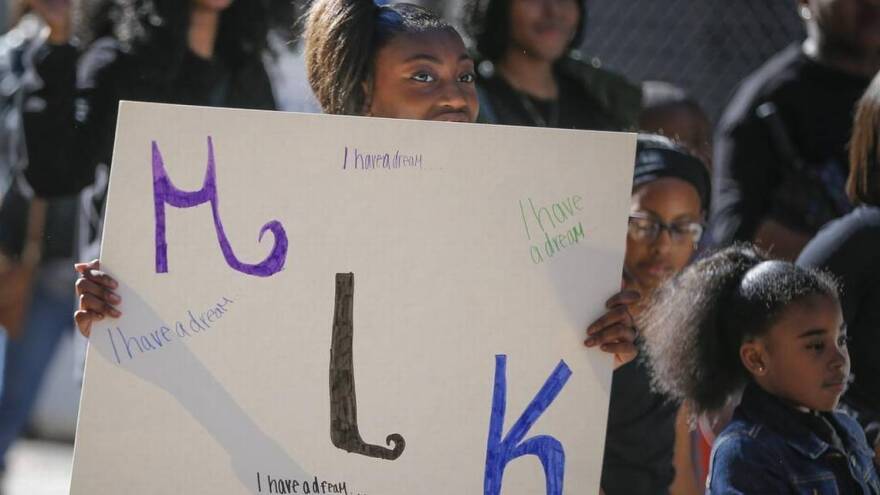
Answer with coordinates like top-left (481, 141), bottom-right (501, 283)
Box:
top-left (105, 296), bottom-right (234, 364)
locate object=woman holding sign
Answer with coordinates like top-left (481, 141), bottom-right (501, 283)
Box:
top-left (74, 0), bottom-right (638, 368)
top-left (73, 6), bottom-right (644, 492)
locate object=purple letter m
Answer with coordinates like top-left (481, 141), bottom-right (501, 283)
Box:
top-left (152, 137), bottom-right (288, 277)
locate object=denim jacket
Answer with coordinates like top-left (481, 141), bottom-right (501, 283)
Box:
top-left (707, 384), bottom-right (880, 494)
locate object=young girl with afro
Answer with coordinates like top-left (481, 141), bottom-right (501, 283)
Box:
top-left (642, 244), bottom-right (880, 494)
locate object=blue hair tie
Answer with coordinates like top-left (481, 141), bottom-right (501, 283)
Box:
top-left (374, 0), bottom-right (402, 26)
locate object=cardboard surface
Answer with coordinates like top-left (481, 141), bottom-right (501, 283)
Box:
top-left (70, 102), bottom-right (636, 494)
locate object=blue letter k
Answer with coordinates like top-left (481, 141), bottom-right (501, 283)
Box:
top-left (484, 354), bottom-right (572, 495)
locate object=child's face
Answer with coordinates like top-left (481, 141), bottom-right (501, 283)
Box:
top-left (743, 294), bottom-right (850, 412)
top-left (366, 29), bottom-right (478, 123)
top-left (624, 177), bottom-right (703, 298)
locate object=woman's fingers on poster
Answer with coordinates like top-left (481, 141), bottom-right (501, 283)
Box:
top-left (74, 259), bottom-right (121, 337)
top-left (605, 288), bottom-right (640, 309)
top-left (586, 304), bottom-right (630, 340)
top-left (75, 259), bottom-right (119, 289)
top-left (586, 289), bottom-right (640, 368)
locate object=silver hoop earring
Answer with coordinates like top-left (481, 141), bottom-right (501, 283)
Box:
top-left (799, 5), bottom-right (813, 21)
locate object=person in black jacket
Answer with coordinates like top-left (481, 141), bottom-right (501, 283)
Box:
top-left (708, 0), bottom-right (880, 260)
top-left (463, 0), bottom-right (640, 131)
top-left (22, 0), bottom-right (276, 199)
top-left (798, 72), bottom-right (880, 464)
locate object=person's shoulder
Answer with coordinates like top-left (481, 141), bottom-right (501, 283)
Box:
top-left (714, 416), bottom-right (768, 448)
top-left (473, 60), bottom-right (519, 125)
top-left (825, 206), bottom-right (880, 236)
top-left (717, 44), bottom-right (805, 129)
top-left (557, 54), bottom-right (640, 93)
top-left (712, 413), bottom-right (787, 462)
top-left (798, 206), bottom-right (880, 266)
top-left (823, 204), bottom-right (880, 232)
top-left (708, 417), bottom-right (789, 491)
top-left (556, 54), bottom-right (641, 130)
top-left (850, 204), bottom-right (880, 224)
top-left (737, 44), bottom-right (805, 99)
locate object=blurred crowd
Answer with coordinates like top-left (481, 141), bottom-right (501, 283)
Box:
top-left (0, 0), bottom-right (879, 494)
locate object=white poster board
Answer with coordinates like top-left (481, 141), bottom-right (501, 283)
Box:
top-left (71, 102), bottom-right (636, 494)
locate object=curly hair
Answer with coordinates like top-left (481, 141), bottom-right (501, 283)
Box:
top-left (641, 244), bottom-right (839, 416)
top-left (462, 0), bottom-right (586, 62)
top-left (304, 0), bottom-right (451, 115)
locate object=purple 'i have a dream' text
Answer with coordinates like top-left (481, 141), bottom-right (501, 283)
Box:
top-left (106, 296), bottom-right (234, 364)
top-left (342, 146), bottom-right (423, 171)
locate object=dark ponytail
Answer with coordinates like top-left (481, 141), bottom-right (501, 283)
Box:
top-left (641, 244), bottom-right (839, 416)
top-left (304, 0), bottom-right (451, 115)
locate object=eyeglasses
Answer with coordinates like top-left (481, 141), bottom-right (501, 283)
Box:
top-left (627, 212), bottom-right (704, 244)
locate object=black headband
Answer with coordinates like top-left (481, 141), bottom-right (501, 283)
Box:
top-left (633, 135), bottom-right (711, 211)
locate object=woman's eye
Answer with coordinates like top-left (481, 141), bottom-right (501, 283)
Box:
top-left (459, 72), bottom-right (476, 83)
top-left (411, 72), bottom-right (435, 83)
top-left (837, 334), bottom-right (850, 347)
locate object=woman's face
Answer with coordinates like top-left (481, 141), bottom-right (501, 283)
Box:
top-left (743, 294), bottom-right (849, 412)
top-left (507, 0), bottom-right (580, 62)
top-left (367, 29), bottom-right (479, 123)
top-left (624, 177), bottom-right (703, 296)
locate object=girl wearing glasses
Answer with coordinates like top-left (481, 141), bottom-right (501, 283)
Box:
top-left (589, 134), bottom-right (709, 495)
top-left (625, 136), bottom-right (709, 301)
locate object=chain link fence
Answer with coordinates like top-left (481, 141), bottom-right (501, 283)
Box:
top-left (0, 0), bottom-right (9, 33)
top-left (436, 0), bottom-right (805, 122)
top-left (1, 0), bottom-right (806, 123)
top-left (579, 0), bottom-right (804, 121)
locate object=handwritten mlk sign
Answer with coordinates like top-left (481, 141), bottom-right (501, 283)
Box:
top-left (71, 102), bottom-right (635, 494)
